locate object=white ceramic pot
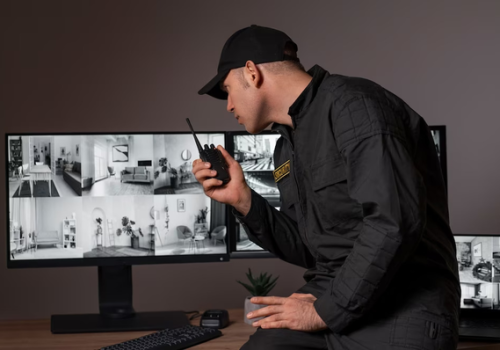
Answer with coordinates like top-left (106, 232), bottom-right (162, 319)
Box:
top-left (244, 296), bottom-right (266, 325)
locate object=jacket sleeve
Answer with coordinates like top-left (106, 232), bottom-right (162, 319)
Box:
top-left (233, 189), bottom-right (316, 269)
top-left (314, 97), bottom-right (427, 333)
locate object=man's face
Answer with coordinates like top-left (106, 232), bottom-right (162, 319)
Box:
top-left (221, 69), bottom-right (269, 134)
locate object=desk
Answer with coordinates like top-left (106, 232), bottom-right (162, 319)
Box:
top-left (0, 309), bottom-right (499, 350)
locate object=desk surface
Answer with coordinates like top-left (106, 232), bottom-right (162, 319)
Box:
top-left (0, 309), bottom-right (499, 350)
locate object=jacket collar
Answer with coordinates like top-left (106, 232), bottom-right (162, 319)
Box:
top-left (271, 64), bottom-right (329, 140)
top-left (288, 64), bottom-right (329, 127)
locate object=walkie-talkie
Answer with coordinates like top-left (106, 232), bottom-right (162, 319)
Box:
top-left (186, 118), bottom-right (231, 185)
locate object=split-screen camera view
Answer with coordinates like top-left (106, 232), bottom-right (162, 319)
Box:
top-left (456, 236), bottom-right (500, 310)
top-left (8, 133), bottom-right (227, 260)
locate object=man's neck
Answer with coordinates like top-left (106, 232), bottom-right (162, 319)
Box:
top-left (271, 71), bottom-right (313, 128)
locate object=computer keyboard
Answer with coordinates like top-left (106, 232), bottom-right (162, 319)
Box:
top-left (100, 324), bottom-right (222, 350)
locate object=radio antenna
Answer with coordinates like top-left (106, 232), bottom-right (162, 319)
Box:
top-left (186, 118), bottom-right (204, 153)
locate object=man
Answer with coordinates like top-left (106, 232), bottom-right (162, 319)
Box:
top-left (194, 25), bottom-right (460, 350)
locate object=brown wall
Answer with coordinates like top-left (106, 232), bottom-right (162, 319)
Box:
top-left (1, 0), bottom-right (499, 320)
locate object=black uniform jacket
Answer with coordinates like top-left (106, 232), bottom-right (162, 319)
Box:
top-left (234, 65), bottom-right (460, 335)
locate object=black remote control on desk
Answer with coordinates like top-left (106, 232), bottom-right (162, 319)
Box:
top-left (186, 118), bottom-right (231, 185)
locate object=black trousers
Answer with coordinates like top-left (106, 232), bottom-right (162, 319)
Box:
top-left (240, 327), bottom-right (328, 350)
top-left (240, 318), bottom-right (457, 350)
top-left (240, 279), bottom-right (458, 350)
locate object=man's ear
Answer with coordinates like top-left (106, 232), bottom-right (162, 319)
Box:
top-left (244, 60), bottom-right (262, 88)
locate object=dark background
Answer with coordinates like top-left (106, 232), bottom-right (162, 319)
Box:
top-left (1, 0), bottom-right (499, 320)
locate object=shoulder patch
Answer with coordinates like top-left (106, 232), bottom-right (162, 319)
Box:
top-left (273, 160), bottom-right (291, 183)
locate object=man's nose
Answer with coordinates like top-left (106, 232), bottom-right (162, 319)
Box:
top-left (226, 96), bottom-right (234, 113)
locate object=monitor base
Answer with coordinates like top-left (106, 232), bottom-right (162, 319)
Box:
top-left (51, 310), bottom-right (189, 334)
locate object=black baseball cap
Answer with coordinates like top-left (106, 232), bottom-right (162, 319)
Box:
top-left (198, 25), bottom-right (298, 100)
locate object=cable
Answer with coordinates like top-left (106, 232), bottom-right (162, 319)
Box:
top-left (184, 310), bottom-right (202, 321)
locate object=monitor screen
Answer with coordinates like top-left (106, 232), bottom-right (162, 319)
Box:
top-left (226, 131), bottom-right (281, 254)
top-left (7, 132), bottom-right (229, 267)
top-left (455, 235), bottom-right (500, 310)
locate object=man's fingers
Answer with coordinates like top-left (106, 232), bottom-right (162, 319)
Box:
top-left (202, 178), bottom-right (223, 192)
top-left (247, 305), bottom-right (282, 319)
top-left (252, 314), bottom-right (282, 328)
top-left (260, 321), bottom-right (288, 329)
top-left (194, 168), bottom-right (216, 183)
top-left (191, 158), bottom-right (203, 171)
top-left (251, 296), bottom-right (285, 305)
top-left (192, 160), bottom-right (211, 173)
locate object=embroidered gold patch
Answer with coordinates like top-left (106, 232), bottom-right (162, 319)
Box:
top-left (273, 160), bottom-right (291, 183)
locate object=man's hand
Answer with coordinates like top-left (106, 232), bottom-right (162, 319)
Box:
top-left (192, 145), bottom-right (251, 215)
top-left (247, 294), bottom-right (328, 332)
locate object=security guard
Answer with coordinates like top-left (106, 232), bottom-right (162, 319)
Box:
top-left (193, 25), bottom-right (460, 350)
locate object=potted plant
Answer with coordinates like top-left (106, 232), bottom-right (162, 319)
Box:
top-left (156, 157), bottom-right (170, 186)
top-left (95, 217), bottom-right (103, 247)
top-left (237, 268), bottom-right (279, 325)
top-left (121, 216), bottom-right (143, 249)
top-left (199, 206), bottom-right (209, 223)
top-left (159, 157), bottom-right (168, 169)
top-left (169, 167), bottom-right (179, 188)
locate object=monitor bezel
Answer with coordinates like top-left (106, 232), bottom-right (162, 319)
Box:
top-left (6, 131), bottom-right (230, 269)
top-left (429, 125), bottom-right (447, 190)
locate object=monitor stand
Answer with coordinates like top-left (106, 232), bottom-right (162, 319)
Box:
top-left (51, 265), bottom-right (189, 334)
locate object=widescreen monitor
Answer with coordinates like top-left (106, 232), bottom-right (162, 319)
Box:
top-left (6, 132), bottom-right (229, 333)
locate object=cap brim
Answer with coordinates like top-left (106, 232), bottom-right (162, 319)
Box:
top-left (198, 70), bottom-right (229, 100)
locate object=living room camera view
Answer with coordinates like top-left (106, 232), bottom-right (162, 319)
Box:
top-left (7, 133), bottom-right (228, 260)
top-left (81, 195), bottom-right (158, 257)
top-left (9, 197), bottom-right (84, 260)
top-left (153, 133), bottom-right (224, 195)
top-left (456, 236), bottom-right (500, 310)
top-left (154, 194), bottom-right (227, 256)
top-left (82, 134), bottom-right (154, 197)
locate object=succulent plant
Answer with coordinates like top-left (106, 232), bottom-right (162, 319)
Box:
top-left (237, 268), bottom-right (279, 297)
